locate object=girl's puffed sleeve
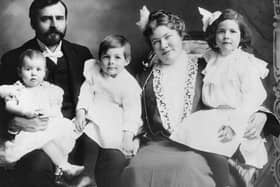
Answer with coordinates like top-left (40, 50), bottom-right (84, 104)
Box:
top-left (238, 54), bottom-right (268, 114)
top-left (76, 59), bottom-right (96, 113)
top-left (0, 85), bottom-right (18, 99)
top-left (2, 81), bottom-right (25, 102)
top-left (121, 73), bottom-right (142, 135)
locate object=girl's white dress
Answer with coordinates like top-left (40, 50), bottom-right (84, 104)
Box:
top-left (0, 81), bottom-right (77, 164)
top-left (76, 59), bottom-right (142, 152)
top-left (170, 49), bottom-right (269, 168)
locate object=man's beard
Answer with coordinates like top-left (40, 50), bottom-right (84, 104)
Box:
top-left (37, 27), bottom-right (66, 46)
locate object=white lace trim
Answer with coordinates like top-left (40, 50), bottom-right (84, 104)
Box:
top-left (153, 57), bottom-right (198, 133)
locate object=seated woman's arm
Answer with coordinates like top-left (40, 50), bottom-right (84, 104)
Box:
top-left (258, 110), bottom-right (280, 137)
top-left (244, 110), bottom-right (279, 140)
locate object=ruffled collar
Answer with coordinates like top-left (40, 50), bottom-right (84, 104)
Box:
top-left (15, 80), bottom-right (50, 89)
top-left (202, 49), bottom-right (268, 80)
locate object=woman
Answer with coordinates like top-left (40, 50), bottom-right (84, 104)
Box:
top-left (121, 7), bottom-right (280, 187)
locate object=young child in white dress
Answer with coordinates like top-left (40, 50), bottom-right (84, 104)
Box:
top-left (74, 34), bottom-right (142, 184)
top-left (0, 49), bottom-right (83, 177)
top-left (171, 8), bottom-right (269, 187)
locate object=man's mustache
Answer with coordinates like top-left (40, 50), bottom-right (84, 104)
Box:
top-left (46, 27), bottom-right (64, 36)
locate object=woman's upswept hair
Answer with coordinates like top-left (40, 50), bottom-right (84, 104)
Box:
top-left (143, 10), bottom-right (188, 43)
top-left (205, 9), bottom-right (252, 52)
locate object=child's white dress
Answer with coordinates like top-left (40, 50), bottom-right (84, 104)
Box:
top-left (170, 49), bottom-right (269, 168)
top-left (76, 59), bottom-right (142, 152)
top-left (0, 81), bottom-right (77, 164)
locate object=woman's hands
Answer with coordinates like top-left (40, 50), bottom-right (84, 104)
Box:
top-left (74, 109), bottom-right (87, 132)
top-left (121, 131), bottom-right (138, 157)
top-left (243, 112), bottom-right (267, 140)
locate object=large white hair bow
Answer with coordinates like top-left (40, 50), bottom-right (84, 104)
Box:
top-left (198, 7), bottom-right (222, 32)
top-left (136, 5), bottom-right (150, 31)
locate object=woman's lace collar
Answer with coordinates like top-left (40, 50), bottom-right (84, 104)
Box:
top-left (152, 56), bottom-right (198, 133)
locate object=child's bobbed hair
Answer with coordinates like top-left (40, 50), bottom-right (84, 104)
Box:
top-left (205, 9), bottom-right (252, 52)
top-left (98, 34), bottom-right (131, 62)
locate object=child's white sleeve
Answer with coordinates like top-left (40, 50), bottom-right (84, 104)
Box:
top-left (240, 76), bottom-right (266, 114)
top-left (238, 57), bottom-right (268, 115)
top-left (225, 57), bottom-right (268, 135)
top-left (76, 59), bottom-right (96, 113)
top-left (0, 84), bottom-right (20, 98)
top-left (121, 81), bottom-right (142, 135)
top-left (76, 80), bottom-right (93, 114)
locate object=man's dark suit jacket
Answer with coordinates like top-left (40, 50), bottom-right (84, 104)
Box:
top-left (0, 38), bottom-right (93, 135)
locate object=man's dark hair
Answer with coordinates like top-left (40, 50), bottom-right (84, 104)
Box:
top-left (29, 0), bottom-right (68, 29)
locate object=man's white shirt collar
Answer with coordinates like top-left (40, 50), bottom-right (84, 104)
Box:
top-left (37, 39), bottom-right (63, 64)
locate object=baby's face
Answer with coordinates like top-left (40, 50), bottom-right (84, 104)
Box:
top-left (100, 47), bottom-right (129, 78)
top-left (19, 57), bottom-right (47, 87)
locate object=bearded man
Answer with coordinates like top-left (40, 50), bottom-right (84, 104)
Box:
top-left (0, 0), bottom-right (93, 186)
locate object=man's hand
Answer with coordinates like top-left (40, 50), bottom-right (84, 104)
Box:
top-left (11, 116), bottom-right (49, 132)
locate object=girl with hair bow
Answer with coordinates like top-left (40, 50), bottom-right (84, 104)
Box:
top-left (171, 7), bottom-right (275, 187)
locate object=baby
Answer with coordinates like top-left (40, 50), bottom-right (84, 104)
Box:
top-left (0, 49), bottom-right (83, 177)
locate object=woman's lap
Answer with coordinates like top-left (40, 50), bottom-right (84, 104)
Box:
top-left (121, 139), bottom-right (215, 187)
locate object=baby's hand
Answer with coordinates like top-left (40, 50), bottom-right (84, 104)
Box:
top-left (23, 110), bottom-right (38, 119)
top-left (121, 131), bottom-right (135, 157)
top-left (74, 109), bottom-right (87, 132)
top-left (23, 108), bottom-right (47, 119)
top-left (34, 109), bottom-right (50, 119)
top-left (217, 125), bottom-right (235, 143)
